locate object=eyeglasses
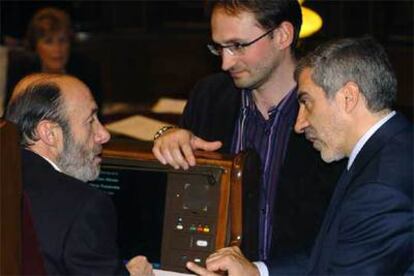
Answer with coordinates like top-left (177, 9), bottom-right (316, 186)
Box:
top-left (207, 27), bottom-right (276, 56)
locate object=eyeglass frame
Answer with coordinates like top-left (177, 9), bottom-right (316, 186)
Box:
top-left (207, 27), bottom-right (277, 56)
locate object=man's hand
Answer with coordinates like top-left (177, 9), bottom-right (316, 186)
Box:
top-left (186, 246), bottom-right (260, 276)
top-left (152, 128), bottom-right (222, 170)
top-left (126, 255), bottom-right (154, 276)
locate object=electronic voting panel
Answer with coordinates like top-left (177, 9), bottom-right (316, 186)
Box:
top-left (89, 141), bottom-right (260, 273)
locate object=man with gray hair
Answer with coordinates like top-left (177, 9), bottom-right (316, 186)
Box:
top-left (187, 36), bottom-right (413, 275)
top-left (6, 73), bottom-right (153, 275)
top-left (293, 36), bottom-right (413, 274)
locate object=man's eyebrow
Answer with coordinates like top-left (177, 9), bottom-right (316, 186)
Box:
top-left (213, 38), bottom-right (241, 46)
top-left (297, 91), bottom-right (313, 104)
top-left (87, 107), bottom-right (98, 120)
top-left (297, 91), bottom-right (306, 100)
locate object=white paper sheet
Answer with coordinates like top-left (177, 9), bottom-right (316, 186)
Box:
top-left (151, 97), bottom-right (187, 114)
top-left (105, 115), bottom-right (173, 141)
top-left (154, 269), bottom-right (194, 276)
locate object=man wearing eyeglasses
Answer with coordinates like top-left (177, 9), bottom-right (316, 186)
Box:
top-left (153, 0), bottom-right (344, 274)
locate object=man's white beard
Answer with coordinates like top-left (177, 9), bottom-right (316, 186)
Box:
top-left (56, 134), bottom-right (101, 182)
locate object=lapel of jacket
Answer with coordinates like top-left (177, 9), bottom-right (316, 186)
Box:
top-left (307, 113), bottom-right (409, 274)
top-left (307, 167), bottom-right (353, 274)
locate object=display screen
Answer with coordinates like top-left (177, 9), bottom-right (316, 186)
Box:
top-left (89, 165), bottom-right (167, 268)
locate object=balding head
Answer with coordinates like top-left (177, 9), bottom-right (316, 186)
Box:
top-left (10, 73), bottom-right (89, 101)
top-left (6, 73), bottom-right (71, 147)
top-left (6, 73), bottom-right (109, 182)
top-left (6, 73), bottom-right (94, 145)
top-left (10, 73), bottom-right (56, 101)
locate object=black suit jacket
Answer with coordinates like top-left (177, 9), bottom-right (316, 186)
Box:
top-left (181, 73), bottom-right (345, 268)
top-left (22, 149), bottom-right (127, 275)
top-left (308, 113), bottom-right (414, 274)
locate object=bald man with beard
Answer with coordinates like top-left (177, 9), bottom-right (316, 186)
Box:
top-left (6, 73), bottom-right (153, 276)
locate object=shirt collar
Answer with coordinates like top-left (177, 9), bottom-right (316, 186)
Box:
top-left (241, 86), bottom-right (297, 116)
top-left (347, 110), bottom-right (396, 170)
top-left (40, 154), bottom-right (62, 172)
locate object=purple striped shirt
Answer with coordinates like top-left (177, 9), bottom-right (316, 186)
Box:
top-left (231, 87), bottom-right (298, 261)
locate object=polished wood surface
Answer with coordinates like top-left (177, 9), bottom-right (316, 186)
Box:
top-left (0, 119), bottom-right (22, 275)
top-left (101, 138), bottom-right (260, 271)
top-left (103, 139), bottom-right (237, 249)
top-left (103, 139), bottom-right (235, 166)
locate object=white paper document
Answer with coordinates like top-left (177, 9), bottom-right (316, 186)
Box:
top-left (154, 269), bottom-right (194, 276)
top-left (151, 97), bottom-right (187, 114)
top-left (105, 115), bottom-right (173, 141)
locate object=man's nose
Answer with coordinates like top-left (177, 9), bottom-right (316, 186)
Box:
top-left (221, 50), bottom-right (237, 71)
top-left (294, 107), bottom-right (309, 134)
top-left (95, 121), bottom-right (111, 144)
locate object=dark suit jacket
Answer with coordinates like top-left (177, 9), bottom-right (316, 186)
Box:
top-left (23, 191), bottom-right (46, 275)
top-left (22, 149), bottom-right (127, 275)
top-left (181, 73), bottom-right (345, 268)
top-left (308, 113), bottom-right (414, 274)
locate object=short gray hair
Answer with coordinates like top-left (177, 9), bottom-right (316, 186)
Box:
top-left (295, 36), bottom-right (397, 112)
top-left (6, 82), bottom-right (70, 147)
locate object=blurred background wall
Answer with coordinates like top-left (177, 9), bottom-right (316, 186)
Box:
top-left (1, 0), bottom-right (412, 116)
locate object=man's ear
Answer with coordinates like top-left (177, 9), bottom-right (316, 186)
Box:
top-left (35, 120), bottom-right (62, 147)
top-left (338, 81), bottom-right (360, 113)
top-left (274, 21), bottom-right (294, 50)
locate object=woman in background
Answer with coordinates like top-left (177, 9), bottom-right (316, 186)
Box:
top-left (5, 7), bottom-right (103, 113)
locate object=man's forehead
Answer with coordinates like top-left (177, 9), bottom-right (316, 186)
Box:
top-left (298, 68), bottom-right (313, 85)
top-left (212, 6), bottom-right (260, 30)
top-left (297, 68), bottom-right (318, 94)
top-left (212, 14), bottom-right (263, 45)
top-left (59, 76), bottom-right (90, 97)
top-left (60, 78), bottom-right (95, 113)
